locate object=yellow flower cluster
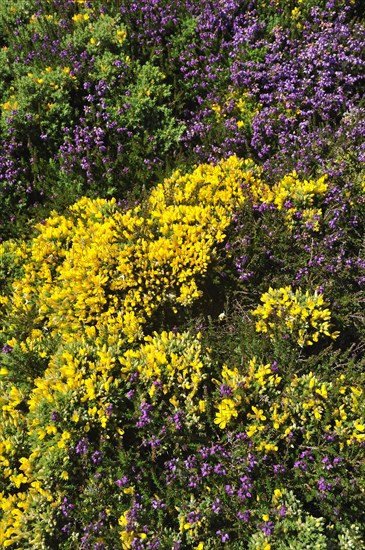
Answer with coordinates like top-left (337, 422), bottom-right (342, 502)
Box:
top-left (119, 505), bottom-right (168, 549)
top-left (272, 372), bottom-right (365, 448)
top-left (252, 286), bottom-right (339, 346)
top-left (0, 344), bottom-right (118, 543)
top-left (119, 510), bottom-right (135, 548)
top-left (273, 172), bottom-right (328, 207)
top-left (0, 100), bottom-right (18, 112)
top-left (250, 172), bottom-right (328, 230)
top-left (210, 89), bottom-right (261, 128)
top-left (213, 358), bottom-right (282, 434)
top-left (0, 155), bottom-right (351, 546)
top-left (3, 156), bottom-right (255, 355)
top-left (213, 360), bottom-right (365, 455)
top-left (72, 12), bottom-right (90, 23)
top-left (0, 447), bottom-right (54, 548)
top-left (0, 157), bottom-right (259, 546)
top-left (214, 398), bottom-right (238, 429)
top-left (0, 487), bottom-right (52, 548)
top-left (116, 29), bottom-right (127, 44)
top-left (119, 330), bottom-right (208, 408)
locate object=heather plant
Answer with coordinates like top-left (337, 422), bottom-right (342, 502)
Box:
top-left (59, 61), bottom-right (183, 196)
top-left (2, 0), bottom-right (365, 239)
top-left (0, 0), bottom-right (186, 238)
top-left (253, 0), bottom-right (359, 31)
top-left (230, 4), bottom-right (365, 178)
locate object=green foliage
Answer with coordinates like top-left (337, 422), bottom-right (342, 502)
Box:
top-left (248, 491), bottom-right (328, 550)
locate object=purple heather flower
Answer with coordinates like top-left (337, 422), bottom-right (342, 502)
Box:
top-left (216, 530), bottom-right (230, 543)
top-left (321, 456), bottom-right (333, 470)
top-left (201, 463), bottom-right (212, 477)
top-left (278, 505), bottom-right (287, 518)
top-left (187, 511), bottom-right (200, 524)
top-left (136, 401), bottom-right (153, 428)
top-left (1, 344), bottom-right (13, 354)
top-left (219, 384), bottom-right (233, 396)
top-left (75, 437), bottom-right (89, 455)
top-left (261, 521), bottom-right (274, 536)
top-left (51, 411), bottom-right (61, 422)
top-left (271, 361), bottom-right (279, 373)
top-left (188, 475), bottom-right (200, 489)
top-left (91, 450), bottom-right (103, 465)
top-left (116, 476), bottom-right (129, 488)
top-left (294, 460), bottom-right (307, 471)
top-left (237, 475), bottom-right (253, 501)
top-left (212, 498), bottom-right (222, 513)
top-left (214, 463), bottom-right (227, 476)
top-left (170, 411), bottom-right (185, 430)
top-left (61, 523), bottom-right (72, 535)
top-left (144, 435), bottom-right (161, 449)
top-left (60, 497), bottom-right (74, 518)
top-left (300, 450), bottom-right (314, 461)
top-left (237, 510), bottom-right (250, 522)
top-left (184, 455), bottom-right (196, 469)
top-left (147, 539), bottom-right (161, 549)
top-left (152, 497), bottom-right (166, 510)
top-left (317, 477), bottom-right (333, 493)
top-left (273, 464), bottom-right (286, 475)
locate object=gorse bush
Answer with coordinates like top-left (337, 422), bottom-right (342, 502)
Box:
top-left (1, 157), bottom-right (251, 357)
top-left (0, 0), bottom-right (364, 548)
top-left (1, 156), bottom-right (365, 548)
top-left (252, 286), bottom-right (339, 347)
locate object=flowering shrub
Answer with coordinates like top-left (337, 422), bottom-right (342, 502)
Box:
top-left (1, 0), bottom-right (365, 238)
top-left (1, 156), bottom-right (251, 363)
top-left (252, 286), bottom-right (339, 346)
top-left (248, 171), bottom-right (329, 231)
top-left (0, 1), bottom-right (364, 548)
top-left (0, 154), bottom-right (364, 547)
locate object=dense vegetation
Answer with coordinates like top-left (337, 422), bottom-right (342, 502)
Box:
top-left (0, 0), bottom-right (364, 547)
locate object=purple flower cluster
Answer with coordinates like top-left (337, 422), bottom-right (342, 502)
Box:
top-left (1, 344), bottom-right (13, 354)
top-left (75, 437), bottom-right (89, 455)
top-left (2, 0), bottom-right (365, 239)
top-left (317, 477), bottom-right (333, 495)
top-left (294, 449), bottom-right (315, 471)
top-left (136, 401), bottom-right (153, 428)
top-left (231, 7), bottom-right (365, 177)
top-left (169, 3), bottom-right (365, 176)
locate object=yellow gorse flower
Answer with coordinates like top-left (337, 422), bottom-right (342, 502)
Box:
top-left (211, 357), bottom-right (365, 454)
top-left (4, 156), bottom-right (255, 356)
top-left (119, 330), bottom-right (209, 410)
top-left (214, 399), bottom-right (238, 429)
top-left (0, 157), bottom-right (259, 546)
top-left (0, 154), bottom-right (362, 547)
top-left (249, 171), bottom-right (328, 230)
top-left (252, 286), bottom-right (339, 346)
